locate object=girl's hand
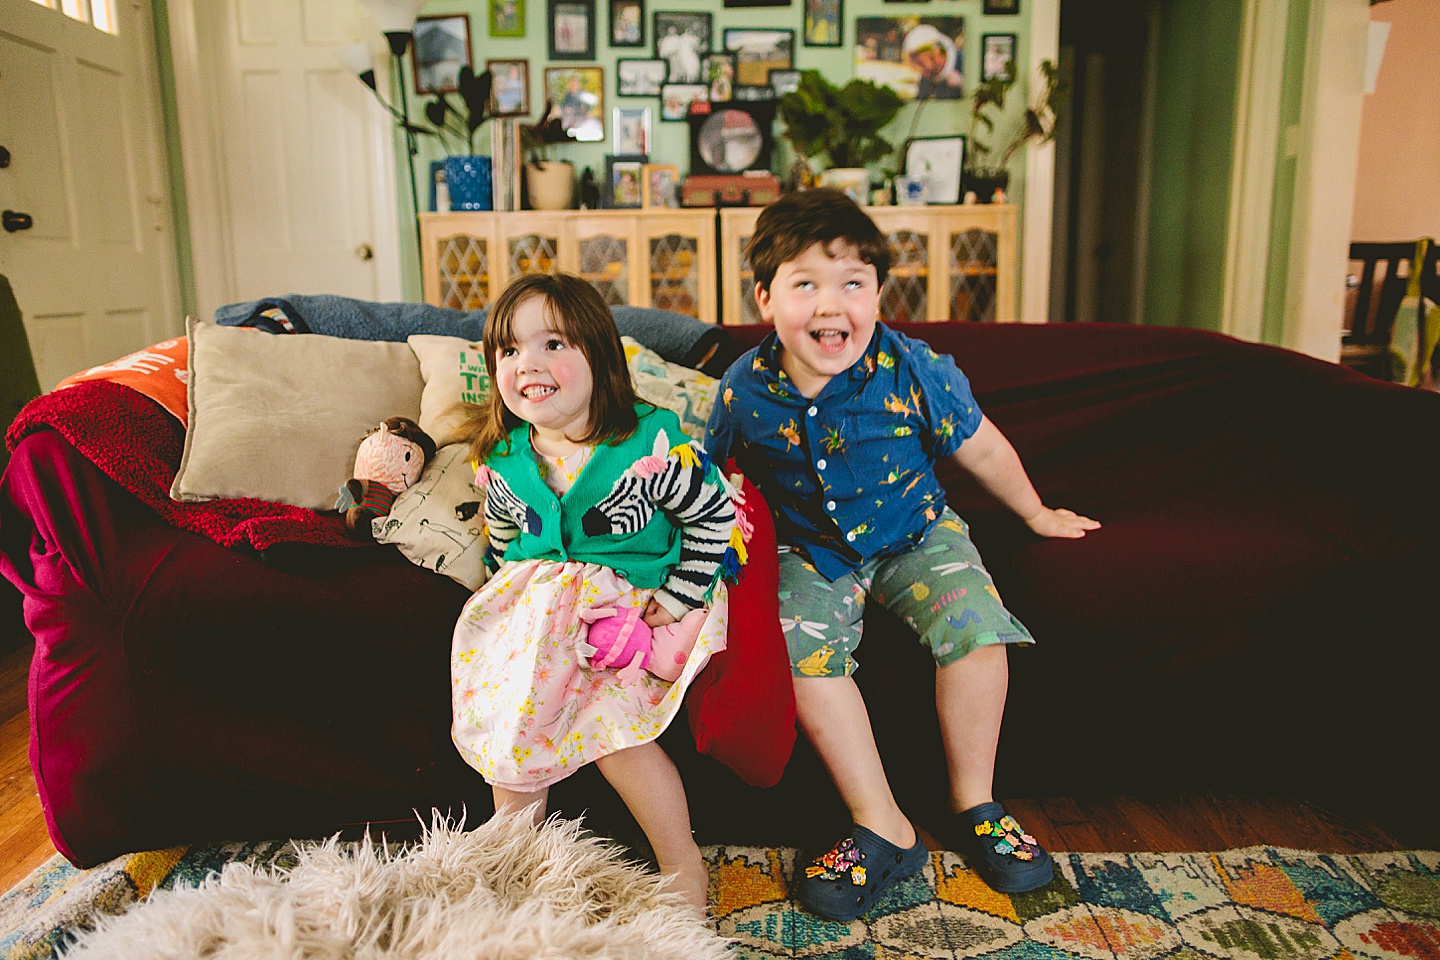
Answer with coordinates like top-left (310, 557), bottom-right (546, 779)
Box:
top-left (1024, 506), bottom-right (1101, 539)
top-left (642, 599), bottom-right (678, 628)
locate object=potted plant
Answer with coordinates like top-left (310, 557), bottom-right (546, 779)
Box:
top-left (520, 100), bottom-right (579, 210)
top-left (415, 65), bottom-right (495, 211)
top-left (963, 59), bottom-right (1069, 203)
top-left (777, 70), bottom-right (904, 202)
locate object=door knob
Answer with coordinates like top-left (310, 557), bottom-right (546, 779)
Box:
top-left (356, 243), bottom-right (374, 261)
top-left (3, 210), bottom-right (33, 232)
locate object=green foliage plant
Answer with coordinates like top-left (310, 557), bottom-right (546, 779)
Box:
top-left (417, 65), bottom-right (494, 156)
top-left (966, 59), bottom-right (1069, 174)
top-left (777, 70), bottom-right (905, 170)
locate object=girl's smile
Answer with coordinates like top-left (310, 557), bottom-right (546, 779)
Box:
top-left (494, 296), bottom-right (595, 453)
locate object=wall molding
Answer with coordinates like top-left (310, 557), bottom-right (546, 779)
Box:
top-left (1021, 0), bottom-right (1060, 323)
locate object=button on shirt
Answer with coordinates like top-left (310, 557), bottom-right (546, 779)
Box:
top-left (705, 323), bottom-right (983, 581)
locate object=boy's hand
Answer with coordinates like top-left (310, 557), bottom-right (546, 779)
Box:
top-left (642, 599), bottom-right (679, 628)
top-left (1024, 506), bottom-right (1101, 539)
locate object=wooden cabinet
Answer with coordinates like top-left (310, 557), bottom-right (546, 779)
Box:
top-left (420, 210), bottom-right (716, 322)
top-left (720, 204), bottom-right (1017, 326)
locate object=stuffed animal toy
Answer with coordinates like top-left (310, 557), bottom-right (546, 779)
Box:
top-left (337, 417), bottom-right (436, 539)
top-left (579, 605), bottom-right (708, 684)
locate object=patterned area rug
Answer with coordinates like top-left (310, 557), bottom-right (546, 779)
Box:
top-left (3, 842), bottom-right (1437, 959)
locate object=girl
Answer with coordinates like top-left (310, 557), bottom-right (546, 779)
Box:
top-left (451, 273), bottom-right (741, 912)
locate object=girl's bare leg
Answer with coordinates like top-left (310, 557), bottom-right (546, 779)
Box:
top-left (492, 784), bottom-right (550, 826)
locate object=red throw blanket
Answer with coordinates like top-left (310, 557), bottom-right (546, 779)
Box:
top-left (6, 380), bottom-right (356, 551)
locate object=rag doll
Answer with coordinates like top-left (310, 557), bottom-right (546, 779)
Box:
top-left (578, 605), bottom-right (708, 684)
top-left (337, 417), bottom-right (436, 539)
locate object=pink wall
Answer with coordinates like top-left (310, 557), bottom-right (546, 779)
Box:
top-left (1350, 0), bottom-right (1440, 242)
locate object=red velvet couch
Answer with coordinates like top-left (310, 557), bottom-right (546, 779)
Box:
top-left (4, 321), bottom-right (1438, 867)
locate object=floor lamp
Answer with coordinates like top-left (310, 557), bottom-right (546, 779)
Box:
top-left (341, 0), bottom-right (427, 278)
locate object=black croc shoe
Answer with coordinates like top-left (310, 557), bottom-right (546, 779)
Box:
top-left (960, 801), bottom-right (1054, 894)
top-left (792, 825), bottom-right (928, 922)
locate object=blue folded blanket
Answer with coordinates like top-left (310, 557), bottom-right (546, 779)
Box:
top-left (214, 294), bottom-right (733, 373)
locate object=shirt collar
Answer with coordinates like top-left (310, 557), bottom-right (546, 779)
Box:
top-left (754, 324), bottom-right (886, 398)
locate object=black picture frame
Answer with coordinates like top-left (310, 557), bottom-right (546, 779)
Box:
top-left (653, 11), bottom-right (712, 85)
top-left (605, 154), bottom-right (648, 208)
top-left (617, 58), bottom-right (668, 97)
top-left (724, 0), bottom-right (787, 9)
top-left (610, 0), bottom-right (645, 48)
top-left (412, 14), bottom-right (473, 95)
top-left (903, 134), bottom-right (965, 204)
top-left (733, 84), bottom-right (774, 101)
top-left (549, 0), bottom-right (596, 60)
top-left (688, 100), bottom-right (775, 175)
top-left (544, 65), bottom-right (606, 142)
top-left (660, 82), bottom-right (708, 120)
top-left (803, 0), bottom-right (842, 47)
top-left (722, 28), bottom-right (795, 89)
top-left (982, 0), bottom-right (1019, 13)
top-left (980, 33), bottom-right (1017, 82)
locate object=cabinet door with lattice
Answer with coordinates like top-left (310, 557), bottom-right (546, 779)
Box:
top-left (870, 208), bottom-right (940, 323)
top-left (640, 212), bottom-right (716, 322)
top-left (421, 215), bottom-right (500, 312)
top-left (942, 206), bottom-right (1015, 323)
top-left (573, 213), bottom-right (642, 308)
top-left (496, 214), bottom-right (569, 287)
top-left (720, 208), bottom-right (763, 325)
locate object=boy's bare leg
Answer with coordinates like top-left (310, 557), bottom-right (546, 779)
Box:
top-left (934, 643), bottom-right (1008, 814)
top-left (794, 675), bottom-right (917, 848)
top-left (492, 785), bottom-right (550, 825)
top-left (595, 741), bottom-right (708, 913)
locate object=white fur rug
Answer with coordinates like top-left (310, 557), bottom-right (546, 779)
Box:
top-left (59, 813), bottom-right (729, 960)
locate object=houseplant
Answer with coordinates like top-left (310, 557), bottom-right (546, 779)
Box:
top-left (777, 70), bottom-right (904, 200)
top-left (520, 100), bottom-right (579, 210)
top-left (963, 59), bottom-right (1069, 203)
top-left (416, 65), bottom-right (495, 210)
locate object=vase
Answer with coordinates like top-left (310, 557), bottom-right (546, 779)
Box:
top-left (444, 156), bottom-right (492, 211)
top-left (524, 160), bottom-right (575, 211)
top-left (817, 167), bottom-right (870, 206)
top-left (962, 168), bottom-right (1010, 204)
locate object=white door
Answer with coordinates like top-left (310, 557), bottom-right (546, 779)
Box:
top-left (178, 0), bottom-right (401, 318)
top-left (0, 0), bottom-right (181, 390)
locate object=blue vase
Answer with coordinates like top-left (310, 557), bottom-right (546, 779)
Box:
top-left (444, 156), bottom-right (492, 211)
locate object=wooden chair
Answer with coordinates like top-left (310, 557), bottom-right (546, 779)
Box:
top-left (1342, 240), bottom-right (1418, 380)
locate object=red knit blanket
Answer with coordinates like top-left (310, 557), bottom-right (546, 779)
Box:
top-left (6, 380), bottom-right (356, 551)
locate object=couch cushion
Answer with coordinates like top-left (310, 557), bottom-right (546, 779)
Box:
top-left (374, 443), bottom-right (490, 591)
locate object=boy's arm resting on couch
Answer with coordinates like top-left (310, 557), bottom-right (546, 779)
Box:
top-left (950, 416), bottom-right (1100, 539)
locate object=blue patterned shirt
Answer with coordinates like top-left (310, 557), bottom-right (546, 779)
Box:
top-left (705, 323), bottom-right (983, 581)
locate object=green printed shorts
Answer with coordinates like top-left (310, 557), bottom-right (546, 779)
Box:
top-left (777, 508), bottom-right (1035, 678)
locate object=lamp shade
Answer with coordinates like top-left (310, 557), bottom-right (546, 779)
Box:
top-left (359, 0), bottom-right (425, 34)
top-left (338, 41), bottom-right (375, 77)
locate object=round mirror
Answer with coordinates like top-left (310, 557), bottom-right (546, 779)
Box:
top-left (697, 108), bottom-right (763, 173)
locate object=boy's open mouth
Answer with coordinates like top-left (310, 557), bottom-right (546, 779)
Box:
top-left (812, 329), bottom-right (849, 352)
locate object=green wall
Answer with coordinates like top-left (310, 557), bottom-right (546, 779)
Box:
top-left (1141, 0), bottom-right (1242, 331)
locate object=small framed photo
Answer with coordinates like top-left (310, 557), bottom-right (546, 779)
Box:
top-left (689, 101), bottom-right (775, 175)
top-left (617, 58), bottom-right (668, 97)
top-left (412, 15), bottom-right (472, 95)
top-left (545, 65), bottom-right (606, 142)
top-left (653, 11), bottom-right (712, 85)
top-left (904, 135), bottom-right (965, 205)
top-left (606, 154), bottom-right (647, 208)
top-left (769, 68), bottom-right (801, 97)
top-left (613, 105), bottom-right (652, 154)
top-left (733, 84), bottom-right (774, 101)
top-left (642, 163), bottom-right (680, 208)
top-left (803, 0), bottom-right (842, 47)
top-left (489, 0), bottom-right (525, 38)
top-left (660, 82), bottom-right (708, 121)
top-left (549, 0), bottom-right (596, 60)
top-left (487, 59), bottom-right (530, 116)
top-left (983, 0), bottom-right (1019, 13)
top-left (610, 0), bottom-right (645, 48)
top-left (981, 33), bottom-right (1017, 82)
top-left (703, 52), bottom-right (736, 102)
top-left (723, 28), bottom-right (794, 88)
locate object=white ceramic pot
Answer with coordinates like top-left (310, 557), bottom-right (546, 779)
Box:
top-left (525, 160), bottom-right (575, 211)
top-left (817, 167), bottom-right (870, 205)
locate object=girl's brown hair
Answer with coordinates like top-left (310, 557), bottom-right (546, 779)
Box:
top-left (458, 273), bottom-right (640, 467)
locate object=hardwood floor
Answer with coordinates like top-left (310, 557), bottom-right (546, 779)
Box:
top-left (0, 637), bottom-right (1432, 897)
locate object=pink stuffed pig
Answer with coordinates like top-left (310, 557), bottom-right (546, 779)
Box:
top-left (581, 605), bottom-right (708, 684)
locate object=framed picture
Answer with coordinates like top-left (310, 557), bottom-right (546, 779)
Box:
top-left (412, 15), bottom-right (472, 95)
top-left (803, 0), bottom-right (842, 47)
top-left (613, 105), bottom-right (652, 154)
top-left (606, 154), bottom-right (647, 208)
top-left (487, 59), bottom-right (530, 116)
top-left (653, 12), bottom-right (711, 85)
top-left (981, 33), bottom-right (1017, 81)
top-left (723, 28), bottom-right (794, 88)
top-left (549, 0), bottom-right (596, 60)
top-left (660, 82), bottom-right (708, 120)
top-left (724, 0), bottom-right (786, 9)
top-left (983, 0), bottom-right (1019, 13)
top-left (642, 163), bottom-right (680, 208)
top-left (903, 135), bottom-right (965, 204)
top-left (544, 65), bottom-right (606, 142)
top-left (702, 52), bottom-right (736, 102)
top-left (689, 101), bottom-right (775, 175)
top-left (769, 68), bottom-right (801, 97)
top-left (733, 84), bottom-right (774, 101)
top-left (489, 0), bottom-right (525, 38)
top-left (855, 16), bottom-right (964, 100)
top-left (617, 58), bottom-right (668, 97)
top-left (610, 0), bottom-right (645, 48)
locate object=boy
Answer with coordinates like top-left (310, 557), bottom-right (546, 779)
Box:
top-left (705, 189), bottom-right (1098, 920)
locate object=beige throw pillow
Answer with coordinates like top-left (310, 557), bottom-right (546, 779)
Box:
top-left (407, 334), bottom-right (491, 445)
top-left (171, 319), bottom-right (422, 510)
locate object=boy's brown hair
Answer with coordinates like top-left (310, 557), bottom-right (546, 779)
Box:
top-left (458, 272), bottom-right (640, 467)
top-left (745, 187), bottom-right (891, 292)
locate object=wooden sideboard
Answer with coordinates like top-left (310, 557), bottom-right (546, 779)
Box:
top-left (421, 204), bottom-right (1016, 326)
